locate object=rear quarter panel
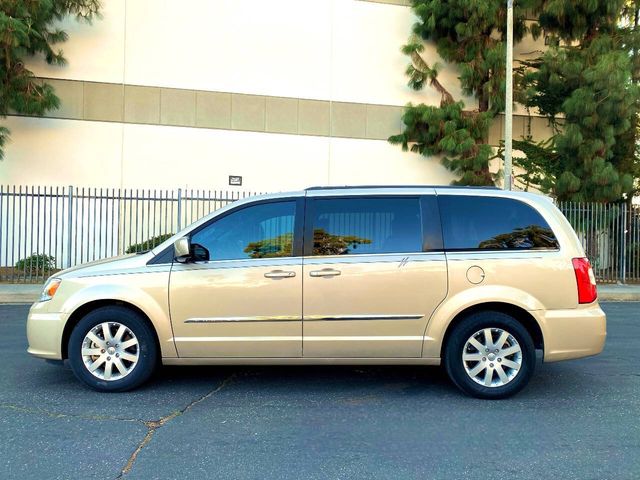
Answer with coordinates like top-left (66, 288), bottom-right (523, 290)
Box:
top-left (423, 191), bottom-right (585, 358)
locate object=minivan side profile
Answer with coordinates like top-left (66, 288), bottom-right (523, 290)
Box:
top-left (27, 186), bottom-right (606, 399)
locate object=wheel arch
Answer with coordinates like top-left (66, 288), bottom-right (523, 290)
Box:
top-left (61, 299), bottom-right (161, 361)
top-left (439, 302), bottom-right (544, 358)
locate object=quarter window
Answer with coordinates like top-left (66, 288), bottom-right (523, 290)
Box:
top-left (438, 195), bottom-right (559, 251)
top-left (191, 201), bottom-right (296, 261)
top-left (308, 197), bottom-right (422, 256)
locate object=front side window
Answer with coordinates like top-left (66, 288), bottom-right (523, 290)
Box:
top-left (308, 197), bottom-right (422, 256)
top-left (438, 195), bottom-right (559, 251)
top-left (190, 201), bottom-right (296, 261)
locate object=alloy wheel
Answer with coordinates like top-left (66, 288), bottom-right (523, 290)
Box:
top-left (81, 322), bottom-right (140, 381)
top-left (462, 327), bottom-right (523, 387)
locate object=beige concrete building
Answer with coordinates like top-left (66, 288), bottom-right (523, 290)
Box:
top-left (0, 0), bottom-right (550, 191)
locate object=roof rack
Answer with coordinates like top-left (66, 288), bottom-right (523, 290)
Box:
top-left (305, 185), bottom-right (500, 191)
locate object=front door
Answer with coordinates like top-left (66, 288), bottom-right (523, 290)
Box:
top-left (302, 195), bottom-right (447, 358)
top-left (169, 199), bottom-right (303, 357)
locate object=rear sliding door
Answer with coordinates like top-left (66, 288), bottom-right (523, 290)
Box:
top-left (302, 194), bottom-right (448, 358)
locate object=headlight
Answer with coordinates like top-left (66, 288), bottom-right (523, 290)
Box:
top-left (40, 278), bottom-right (62, 302)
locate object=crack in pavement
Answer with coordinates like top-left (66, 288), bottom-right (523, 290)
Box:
top-left (116, 373), bottom-right (236, 479)
top-left (579, 372), bottom-right (640, 378)
top-left (0, 403), bottom-right (144, 424)
top-left (2, 374), bottom-right (238, 480)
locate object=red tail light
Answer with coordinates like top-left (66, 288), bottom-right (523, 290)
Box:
top-left (572, 257), bottom-right (597, 304)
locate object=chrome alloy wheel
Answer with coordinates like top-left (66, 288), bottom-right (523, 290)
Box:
top-left (462, 328), bottom-right (523, 388)
top-left (81, 322), bottom-right (140, 381)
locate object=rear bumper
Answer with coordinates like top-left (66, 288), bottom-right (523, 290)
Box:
top-left (536, 304), bottom-right (606, 362)
top-left (26, 302), bottom-right (67, 360)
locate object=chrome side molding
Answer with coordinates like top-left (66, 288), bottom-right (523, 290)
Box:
top-left (185, 314), bottom-right (424, 323)
top-left (185, 316), bottom-right (301, 323)
top-left (304, 314), bottom-right (424, 321)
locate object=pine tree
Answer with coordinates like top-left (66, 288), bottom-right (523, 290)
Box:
top-left (0, 0), bottom-right (101, 159)
top-left (617, 0), bottom-right (640, 200)
top-left (517, 0), bottom-right (639, 202)
top-left (389, 0), bottom-right (540, 186)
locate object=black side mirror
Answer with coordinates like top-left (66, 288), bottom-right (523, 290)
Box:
top-left (191, 243), bottom-right (210, 262)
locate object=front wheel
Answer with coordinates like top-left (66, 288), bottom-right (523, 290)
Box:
top-left (68, 306), bottom-right (158, 392)
top-left (444, 311), bottom-right (536, 399)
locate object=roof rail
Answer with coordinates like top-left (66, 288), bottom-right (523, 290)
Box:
top-left (305, 185), bottom-right (500, 191)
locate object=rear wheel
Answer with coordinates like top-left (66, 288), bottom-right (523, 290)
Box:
top-left (68, 306), bottom-right (158, 392)
top-left (444, 311), bottom-right (536, 399)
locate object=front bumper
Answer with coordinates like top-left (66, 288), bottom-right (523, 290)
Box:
top-left (537, 304), bottom-right (607, 362)
top-left (26, 301), bottom-right (68, 360)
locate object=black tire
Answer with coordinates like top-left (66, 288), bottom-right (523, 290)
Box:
top-left (444, 311), bottom-right (536, 400)
top-left (68, 306), bottom-right (158, 392)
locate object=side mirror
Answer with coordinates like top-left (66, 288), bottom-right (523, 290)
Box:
top-left (173, 237), bottom-right (191, 263)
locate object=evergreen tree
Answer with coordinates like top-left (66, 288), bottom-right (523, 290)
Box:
top-left (617, 0), bottom-right (640, 200)
top-left (389, 0), bottom-right (540, 186)
top-left (517, 0), bottom-right (639, 201)
top-left (0, 0), bottom-right (101, 159)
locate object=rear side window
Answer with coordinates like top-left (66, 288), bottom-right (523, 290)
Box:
top-left (308, 197), bottom-right (422, 255)
top-left (438, 195), bottom-right (559, 251)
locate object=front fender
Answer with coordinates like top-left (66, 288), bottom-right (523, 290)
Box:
top-left (57, 272), bottom-right (177, 358)
top-left (422, 285), bottom-right (545, 358)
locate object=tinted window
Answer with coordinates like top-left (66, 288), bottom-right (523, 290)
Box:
top-left (439, 195), bottom-right (559, 250)
top-left (191, 201), bottom-right (296, 261)
top-left (309, 197), bottom-right (422, 255)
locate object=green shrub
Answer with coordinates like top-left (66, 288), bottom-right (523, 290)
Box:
top-left (15, 253), bottom-right (56, 272)
top-left (126, 233), bottom-right (174, 254)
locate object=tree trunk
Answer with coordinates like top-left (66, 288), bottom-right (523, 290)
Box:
top-left (478, 94), bottom-right (489, 112)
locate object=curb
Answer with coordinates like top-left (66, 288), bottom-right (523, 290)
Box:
top-left (0, 297), bottom-right (38, 304)
top-left (0, 286), bottom-right (42, 304)
top-left (598, 291), bottom-right (640, 302)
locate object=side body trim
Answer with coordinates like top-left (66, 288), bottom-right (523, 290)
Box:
top-left (304, 314), bottom-right (424, 321)
top-left (163, 357), bottom-right (442, 366)
top-left (173, 335), bottom-right (428, 342)
top-left (185, 314), bottom-right (423, 323)
top-left (185, 316), bottom-right (301, 323)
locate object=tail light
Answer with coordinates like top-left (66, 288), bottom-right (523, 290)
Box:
top-left (572, 257), bottom-right (597, 304)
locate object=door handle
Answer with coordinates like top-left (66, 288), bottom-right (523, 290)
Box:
top-left (264, 270), bottom-right (296, 279)
top-left (309, 268), bottom-right (341, 277)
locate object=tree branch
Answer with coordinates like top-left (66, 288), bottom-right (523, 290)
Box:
top-left (410, 51), bottom-right (455, 106)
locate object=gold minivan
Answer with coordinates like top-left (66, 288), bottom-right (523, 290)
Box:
top-left (27, 186), bottom-right (606, 399)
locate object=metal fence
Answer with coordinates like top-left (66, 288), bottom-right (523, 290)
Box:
top-left (558, 201), bottom-right (640, 284)
top-left (0, 186), bottom-right (262, 283)
top-left (0, 185), bottom-right (639, 284)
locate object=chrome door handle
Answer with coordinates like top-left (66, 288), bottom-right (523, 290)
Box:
top-left (309, 268), bottom-right (341, 277)
top-left (264, 270), bottom-right (296, 279)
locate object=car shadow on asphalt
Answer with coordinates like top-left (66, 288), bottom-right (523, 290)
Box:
top-left (147, 360), bottom-right (590, 402)
top-left (18, 355), bottom-right (607, 406)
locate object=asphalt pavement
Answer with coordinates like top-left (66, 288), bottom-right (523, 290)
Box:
top-left (1, 303), bottom-right (638, 480)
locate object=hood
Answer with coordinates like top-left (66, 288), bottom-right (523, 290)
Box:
top-left (54, 252), bottom-right (155, 279)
